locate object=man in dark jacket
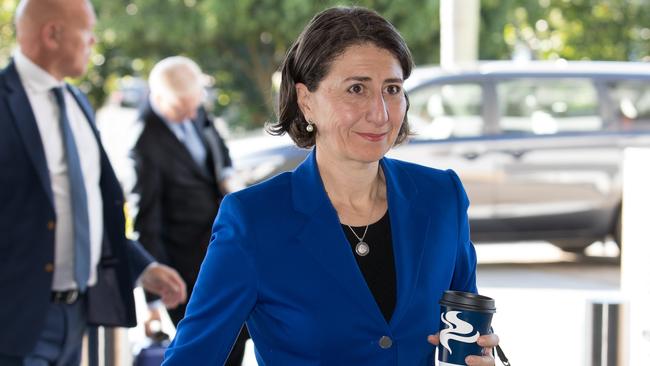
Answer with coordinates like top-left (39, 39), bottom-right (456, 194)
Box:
top-left (129, 56), bottom-right (248, 365)
top-left (0, 1), bottom-right (186, 364)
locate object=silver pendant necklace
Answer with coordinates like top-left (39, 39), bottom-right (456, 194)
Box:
top-left (347, 224), bottom-right (370, 256)
top-left (345, 189), bottom-right (378, 257)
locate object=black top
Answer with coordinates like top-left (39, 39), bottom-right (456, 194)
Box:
top-left (341, 210), bottom-right (396, 322)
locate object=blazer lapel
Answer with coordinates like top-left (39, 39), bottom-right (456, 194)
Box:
top-left (66, 85), bottom-right (125, 205)
top-left (192, 114), bottom-right (223, 182)
top-left (146, 107), bottom-right (212, 181)
top-left (66, 84), bottom-right (95, 130)
top-left (292, 150), bottom-right (386, 324)
top-left (5, 62), bottom-right (54, 206)
top-left (380, 158), bottom-right (430, 327)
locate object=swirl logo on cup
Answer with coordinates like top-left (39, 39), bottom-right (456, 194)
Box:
top-left (440, 311), bottom-right (480, 354)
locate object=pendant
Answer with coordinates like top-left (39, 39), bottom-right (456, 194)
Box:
top-left (355, 241), bottom-right (370, 256)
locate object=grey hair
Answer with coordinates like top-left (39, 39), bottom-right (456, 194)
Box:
top-left (148, 56), bottom-right (205, 100)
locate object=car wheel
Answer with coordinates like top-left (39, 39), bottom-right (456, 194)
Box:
top-left (551, 240), bottom-right (593, 254)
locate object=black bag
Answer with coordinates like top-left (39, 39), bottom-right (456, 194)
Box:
top-left (134, 332), bottom-right (170, 366)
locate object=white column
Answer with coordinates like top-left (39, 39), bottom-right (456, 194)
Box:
top-left (621, 148), bottom-right (650, 365)
top-left (440, 0), bottom-right (480, 69)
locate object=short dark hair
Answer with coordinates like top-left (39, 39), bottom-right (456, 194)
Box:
top-left (267, 6), bottom-right (414, 148)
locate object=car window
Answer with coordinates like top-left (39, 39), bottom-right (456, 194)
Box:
top-left (607, 81), bottom-right (650, 130)
top-left (497, 78), bottom-right (601, 135)
top-left (408, 83), bottom-right (483, 140)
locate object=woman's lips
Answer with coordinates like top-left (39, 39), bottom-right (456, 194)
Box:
top-left (357, 132), bottom-right (388, 142)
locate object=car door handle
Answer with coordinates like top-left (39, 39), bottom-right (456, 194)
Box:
top-left (462, 151), bottom-right (480, 160)
top-left (505, 150), bottom-right (526, 159)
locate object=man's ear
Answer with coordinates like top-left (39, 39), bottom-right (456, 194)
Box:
top-left (295, 82), bottom-right (312, 120)
top-left (151, 93), bottom-right (165, 112)
top-left (41, 22), bottom-right (61, 50)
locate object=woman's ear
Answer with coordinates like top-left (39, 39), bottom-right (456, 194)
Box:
top-left (295, 82), bottom-right (312, 120)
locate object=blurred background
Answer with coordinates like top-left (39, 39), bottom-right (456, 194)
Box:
top-left (1, 0), bottom-right (649, 133)
top-left (2, 1), bottom-right (649, 365)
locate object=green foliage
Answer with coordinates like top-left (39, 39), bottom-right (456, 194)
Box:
top-left (498, 0), bottom-right (650, 61)
top-left (1, 0), bottom-right (648, 130)
top-left (87, 0), bottom-right (441, 130)
top-left (0, 0), bottom-right (17, 63)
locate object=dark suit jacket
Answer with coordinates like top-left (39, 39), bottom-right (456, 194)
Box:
top-left (130, 103), bottom-right (231, 289)
top-left (164, 150), bottom-right (478, 365)
top-left (0, 61), bottom-right (154, 357)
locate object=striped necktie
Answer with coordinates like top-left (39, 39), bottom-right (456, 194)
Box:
top-left (52, 87), bottom-right (90, 291)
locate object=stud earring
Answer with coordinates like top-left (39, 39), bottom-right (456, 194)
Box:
top-left (306, 120), bottom-right (315, 133)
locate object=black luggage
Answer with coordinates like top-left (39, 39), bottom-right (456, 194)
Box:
top-left (133, 332), bottom-right (169, 366)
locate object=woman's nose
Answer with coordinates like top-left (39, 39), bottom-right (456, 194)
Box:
top-left (366, 92), bottom-right (389, 124)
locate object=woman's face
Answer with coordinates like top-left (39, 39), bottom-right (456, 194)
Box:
top-left (297, 43), bottom-right (406, 165)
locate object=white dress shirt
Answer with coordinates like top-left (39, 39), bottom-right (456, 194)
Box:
top-left (14, 49), bottom-right (104, 291)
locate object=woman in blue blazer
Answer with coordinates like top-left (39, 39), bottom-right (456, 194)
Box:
top-left (164, 6), bottom-right (498, 366)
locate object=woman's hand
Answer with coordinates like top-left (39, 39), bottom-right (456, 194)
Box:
top-left (427, 332), bottom-right (500, 366)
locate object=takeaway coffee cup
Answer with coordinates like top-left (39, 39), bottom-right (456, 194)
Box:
top-left (438, 291), bottom-right (496, 366)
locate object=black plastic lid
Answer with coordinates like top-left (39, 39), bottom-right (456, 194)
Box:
top-left (439, 291), bottom-right (496, 313)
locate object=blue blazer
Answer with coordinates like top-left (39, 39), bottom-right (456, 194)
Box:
top-left (164, 150), bottom-right (477, 366)
top-left (0, 61), bottom-right (153, 357)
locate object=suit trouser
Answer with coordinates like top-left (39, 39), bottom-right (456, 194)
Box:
top-left (0, 298), bottom-right (86, 366)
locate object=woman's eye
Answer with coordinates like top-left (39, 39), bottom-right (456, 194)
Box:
top-left (386, 85), bottom-right (402, 95)
top-left (348, 84), bottom-right (364, 94)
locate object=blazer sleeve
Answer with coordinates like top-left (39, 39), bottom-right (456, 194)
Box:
top-left (125, 239), bottom-right (156, 282)
top-left (129, 143), bottom-right (169, 264)
top-left (163, 193), bottom-right (258, 365)
top-left (446, 169), bottom-right (478, 294)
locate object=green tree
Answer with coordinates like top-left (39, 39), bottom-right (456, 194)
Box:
top-left (0, 0), bottom-right (18, 62)
top-left (92, 0), bottom-right (441, 131)
top-left (497, 0), bottom-right (650, 61)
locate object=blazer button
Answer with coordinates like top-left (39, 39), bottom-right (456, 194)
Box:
top-left (379, 336), bottom-right (393, 349)
top-left (47, 220), bottom-right (55, 230)
top-left (44, 263), bottom-right (54, 273)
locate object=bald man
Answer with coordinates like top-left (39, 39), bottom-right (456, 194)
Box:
top-left (0, 1), bottom-right (187, 364)
top-left (129, 57), bottom-right (248, 365)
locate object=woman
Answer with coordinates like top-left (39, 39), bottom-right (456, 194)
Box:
top-left (163, 6), bottom-right (498, 366)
